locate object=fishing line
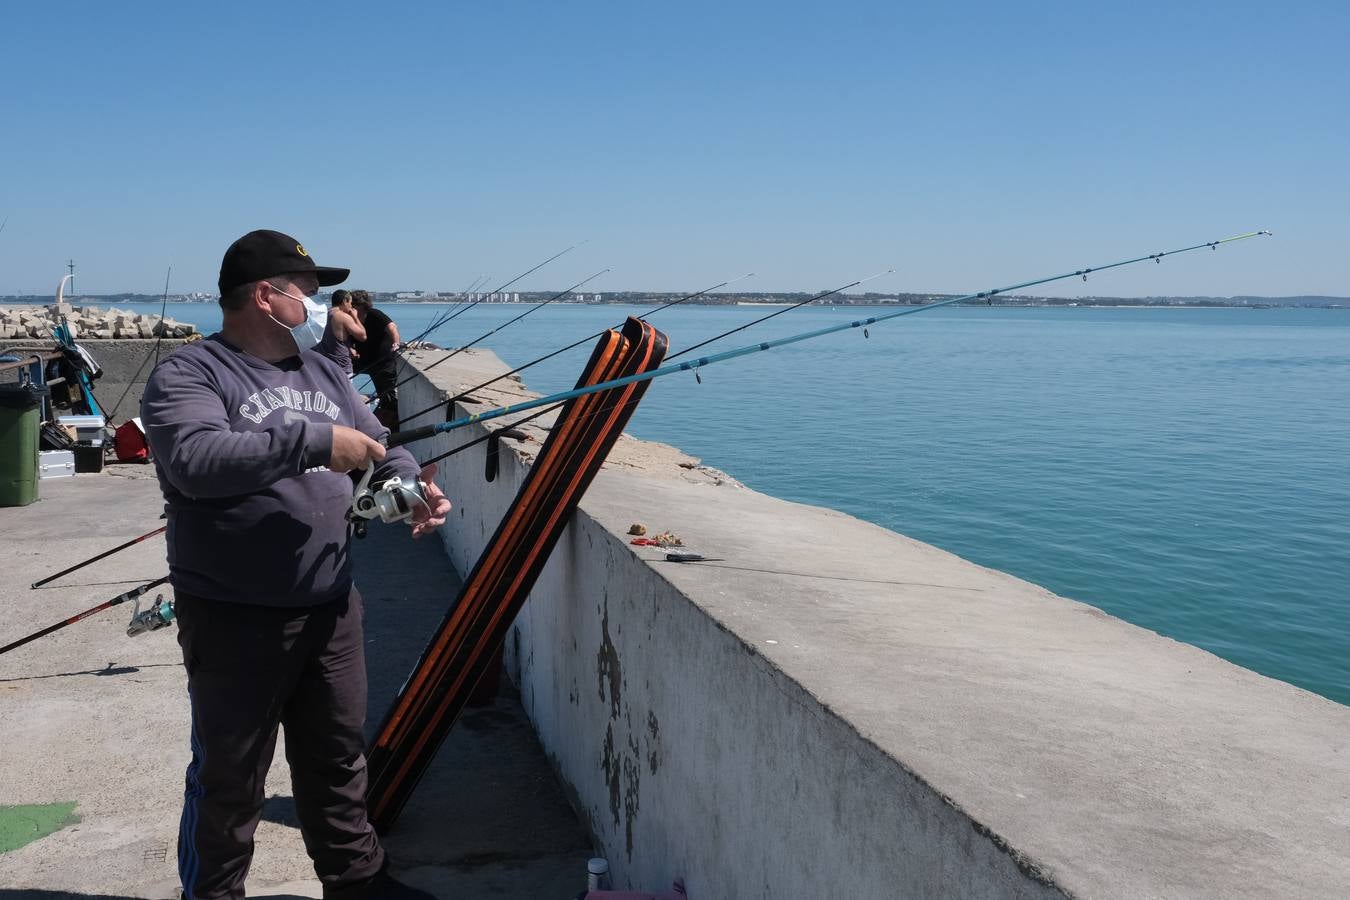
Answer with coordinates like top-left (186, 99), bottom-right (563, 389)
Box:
top-left (361, 243), bottom-right (584, 403)
top-left (394, 267), bottom-right (612, 390)
top-left (406, 273), bottom-right (492, 345)
top-left (361, 242), bottom-right (583, 404)
top-left (396, 273), bottom-right (756, 427)
top-left (152, 266), bottom-right (172, 368)
top-left (106, 265), bottom-right (172, 423)
top-left (391, 230), bottom-right (1271, 452)
top-left (428, 273), bottom-right (489, 329)
top-left (407, 269), bottom-right (894, 458)
top-left (666, 269), bottom-right (892, 363)
top-left (431, 241), bottom-right (584, 329)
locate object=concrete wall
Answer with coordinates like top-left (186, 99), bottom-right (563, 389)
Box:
top-left (0, 338), bottom-right (193, 421)
top-left (397, 349), bottom-right (1350, 900)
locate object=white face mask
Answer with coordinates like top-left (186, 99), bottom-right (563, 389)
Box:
top-left (268, 284), bottom-right (329, 354)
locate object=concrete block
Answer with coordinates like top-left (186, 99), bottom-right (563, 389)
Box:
top-left (397, 351), bottom-right (1350, 900)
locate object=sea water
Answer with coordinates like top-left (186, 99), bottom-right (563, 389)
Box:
top-left (62, 301), bottom-right (1350, 705)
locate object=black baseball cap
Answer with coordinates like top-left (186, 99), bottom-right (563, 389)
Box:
top-left (218, 229), bottom-right (350, 295)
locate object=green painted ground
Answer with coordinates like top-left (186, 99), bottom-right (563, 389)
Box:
top-left (0, 801), bottom-right (80, 854)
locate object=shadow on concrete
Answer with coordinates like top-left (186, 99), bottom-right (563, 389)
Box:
top-left (352, 520), bottom-right (593, 893)
top-left (0, 662), bottom-right (179, 683)
top-left (261, 793), bottom-right (301, 828)
top-left (0, 895), bottom-right (309, 900)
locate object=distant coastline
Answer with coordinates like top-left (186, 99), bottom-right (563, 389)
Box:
top-left (1, 291), bottom-right (1345, 310)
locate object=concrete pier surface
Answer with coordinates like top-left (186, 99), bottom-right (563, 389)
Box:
top-left (398, 345), bottom-right (1350, 899)
top-left (5, 336), bottom-right (1349, 898)
top-left (0, 468), bottom-right (592, 898)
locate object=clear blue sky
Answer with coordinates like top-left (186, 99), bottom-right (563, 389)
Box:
top-left (1, 0), bottom-right (1344, 297)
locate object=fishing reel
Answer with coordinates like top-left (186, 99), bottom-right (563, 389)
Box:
top-left (348, 462), bottom-right (429, 539)
top-left (127, 593), bottom-right (175, 637)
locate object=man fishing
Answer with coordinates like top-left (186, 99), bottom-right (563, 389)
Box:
top-left (141, 229), bottom-right (449, 900)
top-left (316, 288), bottom-right (366, 375)
top-left (350, 290), bottom-right (402, 428)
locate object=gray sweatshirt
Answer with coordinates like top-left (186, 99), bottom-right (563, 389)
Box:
top-left (141, 334), bottom-right (421, 607)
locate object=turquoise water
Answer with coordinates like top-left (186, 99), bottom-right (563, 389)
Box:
top-left (54, 301), bottom-right (1350, 705)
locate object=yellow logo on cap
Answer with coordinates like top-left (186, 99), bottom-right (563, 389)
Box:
top-left (296, 244), bottom-right (309, 257)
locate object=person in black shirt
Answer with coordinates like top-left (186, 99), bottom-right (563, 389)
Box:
top-left (350, 291), bottom-right (402, 428)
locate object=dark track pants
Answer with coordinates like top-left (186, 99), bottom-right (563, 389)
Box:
top-left (363, 364), bottom-right (399, 430)
top-left (176, 589), bottom-right (384, 899)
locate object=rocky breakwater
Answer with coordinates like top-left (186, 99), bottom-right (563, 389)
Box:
top-left (0, 305), bottom-right (198, 340)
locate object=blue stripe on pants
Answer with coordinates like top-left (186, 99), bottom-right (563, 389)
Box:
top-left (180, 684), bottom-right (206, 897)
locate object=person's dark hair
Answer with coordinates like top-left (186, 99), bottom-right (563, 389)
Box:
top-left (332, 289), bottom-right (351, 308)
top-left (219, 281), bottom-right (255, 311)
top-left (350, 290), bottom-right (372, 311)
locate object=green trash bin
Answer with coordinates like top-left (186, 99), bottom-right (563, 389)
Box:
top-left (0, 382), bottom-right (49, 507)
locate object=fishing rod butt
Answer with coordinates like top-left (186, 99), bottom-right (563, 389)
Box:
top-left (387, 424), bottom-right (439, 449)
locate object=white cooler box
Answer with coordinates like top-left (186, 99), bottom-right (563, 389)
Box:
top-left (39, 450), bottom-right (76, 479)
top-left (57, 413), bottom-right (106, 444)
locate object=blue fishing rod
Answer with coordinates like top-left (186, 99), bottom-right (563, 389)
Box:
top-left (390, 230), bottom-right (1270, 451)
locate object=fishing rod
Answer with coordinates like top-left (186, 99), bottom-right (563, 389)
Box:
top-left (396, 272), bottom-right (758, 427)
top-left (392, 267), bottom-right (612, 392)
top-left (354, 282), bottom-right (491, 400)
top-left (0, 577), bottom-right (170, 657)
top-left (404, 268), bottom-right (896, 458)
top-left (106, 266), bottom-right (172, 422)
top-left (428, 241), bottom-right (584, 330)
top-left (391, 230), bottom-right (1271, 452)
top-left (152, 266), bottom-right (172, 368)
top-left (667, 269), bottom-right (892, 365)
top-left (399, 273), bottom-right (489, 349)
top-left (430, 273), bottom-right (489, 327)
top-left (31, 525), bottom-right (167, 589)
top-left (359, 243), bottom-right (582, 401)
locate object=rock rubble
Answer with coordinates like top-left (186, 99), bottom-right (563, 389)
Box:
top-left (0, 305), bottom-right (198, 340)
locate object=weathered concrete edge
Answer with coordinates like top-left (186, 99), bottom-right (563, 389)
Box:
top-left (0, 338), bottom-right (197, 423)
top-left (394, 348), bottom-right (1069, 895)
top-left (396, 348), bottom-right (1350, 900)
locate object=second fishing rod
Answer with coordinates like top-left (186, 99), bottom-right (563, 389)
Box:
top-left (397, 265), bottom-right (613, 390)
top-left (358, 243), bottom-right (582, 401)
top-left (410, 269), bottom-right (891, 472)
top-left (395, 272), bottom-right (758, 427)
top-left (364, 264), bottom-right (602, 410)
top-left (388, 230), bottom-right (1271, 453)
top-left (402, 269), bottom-right (893, 471)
